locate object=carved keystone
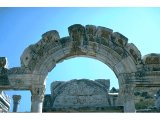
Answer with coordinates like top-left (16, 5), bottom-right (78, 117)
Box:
top-left (68, 24), bottom-right (85, 42)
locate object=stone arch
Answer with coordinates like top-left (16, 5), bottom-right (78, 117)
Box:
top-left (21, 24), bottom-right (141, 79)
top-left (19, 24), bottom-right (142, 112)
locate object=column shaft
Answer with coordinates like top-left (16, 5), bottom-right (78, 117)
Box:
top-left (31, 96), bottom-right (44, 112)
top-left (12, 95), bottom-right (21, 112)
top-left (30, 85), bottom-right (45, 113)
top-left (122, 84), bottom-right (135, 112)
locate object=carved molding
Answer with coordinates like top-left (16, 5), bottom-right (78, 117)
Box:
top-left (8, 67), bottom-right (32, 74)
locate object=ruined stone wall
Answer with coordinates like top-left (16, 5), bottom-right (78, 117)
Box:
top-left (43, 79), bottom-right (120, 112)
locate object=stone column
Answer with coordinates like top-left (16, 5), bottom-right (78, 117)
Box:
top-left (122, 84), bottom-right (135, 112)
top-left (31, 85), bottom-right (45, 113)
top-left (12, 95), bottom-right (21, 112)
top-left (117, 73), bottom-right (136, 112)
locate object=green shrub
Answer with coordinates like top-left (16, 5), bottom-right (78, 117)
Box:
top-left (135, 99), bottom-right (154, 109)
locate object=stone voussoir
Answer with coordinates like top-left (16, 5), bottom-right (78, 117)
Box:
top-left (112, 32), bottom-right (128, 47)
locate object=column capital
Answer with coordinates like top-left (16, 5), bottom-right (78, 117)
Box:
top-left (12, 95), bottom-right (21, 104)
top-left (31, 84), bottom-right (45, 112)
top-left (31, 85), bottom-right (45, 102)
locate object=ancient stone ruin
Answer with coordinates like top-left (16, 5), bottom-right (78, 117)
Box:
top-left (1, 24), bottom-right (160, 112)
top-left (43, 79), bottom-right (122, 112)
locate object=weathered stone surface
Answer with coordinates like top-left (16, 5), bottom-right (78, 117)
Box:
top-left (96, 26), bottom-right (112, 46)
top-left (155, 89), bottom-right (160, 109)
top-left (0, 57), bottom-right (7, 68)
top-left (95, 79), bottom-right (110, 89)
top-left (43, 79), bottom-right (119, 111)
top-left (31, 85), bottom-right (45, 102)
top-left (0, 57), bottom-right (10, 86)
top-left (60, 36), bottom-right (71, 47)
top-left (85, 25), bottom-right (97, 45)
top-left (43, 95), bottom-right (53, 109)
top-left (31, 85), bottom-right (46, 112)
top-left (19, 24), bottom-right (140, 80)
top-left (139, 54), bottom-right (160, 74)
top-left (85, 25), bottom-right (97, 35)
top-left (112, 32), bottom-right (128, 47)
top-left (96, 26), bottom-right (113, 38)
top-left (68, 24), bottom-right (86, 47)
top-left (143, 53), bottom-right (160, 64)
top-left (0, 69), bottom-right (9, 86)
top-left (20, 30), bottom-right (60, 71)
top-left (8, 67), bottom-right (31, 74)
top-left (42, 30), bottom-right (60, 43)
top-left (126, 43), bottom-right (141, 64)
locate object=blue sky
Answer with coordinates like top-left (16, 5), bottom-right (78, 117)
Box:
top-left (0, 8), bottom-right (160, 112)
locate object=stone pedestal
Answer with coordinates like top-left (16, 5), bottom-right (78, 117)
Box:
top-left (31, 85), bottom-right (45, 113)
top-left (12, 95), bottom-right (21, 112)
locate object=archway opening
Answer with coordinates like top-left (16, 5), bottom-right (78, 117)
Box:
top-left (46, 57), bottom-right (119, 94)
top-left (43, 57), bottom-right (120, 112)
